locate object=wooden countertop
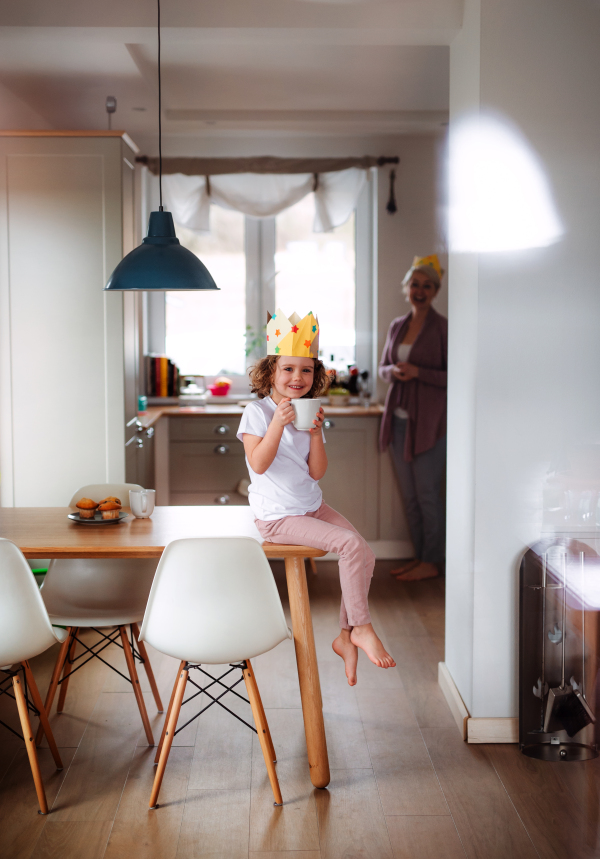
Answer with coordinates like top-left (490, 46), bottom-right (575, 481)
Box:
top-left (139, 403), bottom-right (384, 429)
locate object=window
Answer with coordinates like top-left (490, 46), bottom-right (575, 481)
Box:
top-left (157, 177), bottom-right (374, 389)
top-left (275, 195), bottom-right (356, 369)
top-left (165, 207), bottom-right (246, 376)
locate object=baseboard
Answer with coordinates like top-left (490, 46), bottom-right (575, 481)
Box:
top-left (314, 540), bottom-right (414, 562)
top-left (437, 663), bottom-right (519, 743)
top-left (467, 718), bottom-right (519, 744)
top-left (438, 662), bottom-right (469, 740)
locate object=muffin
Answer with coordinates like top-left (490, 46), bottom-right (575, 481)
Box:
top-left (98, 496), bottom-right (121, 506)
top-left (76, 498), bottom-right (99, 519)
top-left (98, 501), bottom-right (122, 520)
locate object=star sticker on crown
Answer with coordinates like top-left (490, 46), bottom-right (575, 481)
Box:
top-left (266, 308), bottom-right (320, 358)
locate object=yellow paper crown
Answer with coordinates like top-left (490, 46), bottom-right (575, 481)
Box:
top-left (411, 254), bottom-right (444, 278)
top-left (266, 309), bottom-right (320, 358)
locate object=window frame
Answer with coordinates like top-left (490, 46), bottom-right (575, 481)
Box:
top-left (144, 170), bottom-right (377, 393)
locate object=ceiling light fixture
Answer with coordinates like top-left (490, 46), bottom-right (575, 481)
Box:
top-left (105, 0), bottom-right (218, 292)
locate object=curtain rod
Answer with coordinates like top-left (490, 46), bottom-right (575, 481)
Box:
top-left (135, 154), bottom-right (399, 176)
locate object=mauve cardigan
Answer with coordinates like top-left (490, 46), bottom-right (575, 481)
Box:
top-left (378, 307), bottom-right (447, 460)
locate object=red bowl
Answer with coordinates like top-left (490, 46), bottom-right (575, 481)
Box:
top-left (209, 385), bottom-right (230, 396)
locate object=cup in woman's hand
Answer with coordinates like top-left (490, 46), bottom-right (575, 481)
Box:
top-left (291, 398), bottom-right (321, 431)
top-left (129, 489), bottom-right (155, 518)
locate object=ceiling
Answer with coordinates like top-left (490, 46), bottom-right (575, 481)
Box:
top-left (0, 0), bottom-right (461, 151)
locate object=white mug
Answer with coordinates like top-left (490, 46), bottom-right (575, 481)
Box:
top-left (291, 398), bottom-right (321, 432)
top-left (129, 489), bottom-right (155, 518)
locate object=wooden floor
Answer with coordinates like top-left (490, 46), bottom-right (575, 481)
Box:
top-left (1, 561), bottom-right (599, 859)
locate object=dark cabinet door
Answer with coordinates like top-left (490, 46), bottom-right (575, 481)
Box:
top-left (125, 420), bottom-right (155, 488)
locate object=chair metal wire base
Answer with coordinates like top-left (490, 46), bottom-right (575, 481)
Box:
top-left (172, 661), bottom-right (257, 738)
top-left (56, 626), bottom-right (146, 688)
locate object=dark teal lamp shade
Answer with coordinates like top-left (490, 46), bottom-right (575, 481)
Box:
top-left (104, 210), bottom-right (218, 291)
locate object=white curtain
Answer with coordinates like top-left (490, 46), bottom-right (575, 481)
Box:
top-left (162, 168), bottom-right (366, 234)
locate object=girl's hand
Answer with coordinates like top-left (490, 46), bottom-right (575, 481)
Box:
top-left (396, 362), bottom-right (419, 381)
top-left (310, 406), bottom-right (325, 434)
top-left (274, 397), bottom-right (295, 428)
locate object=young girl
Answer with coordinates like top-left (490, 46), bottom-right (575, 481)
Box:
top-left (237, 310), bottom-right (395, 686)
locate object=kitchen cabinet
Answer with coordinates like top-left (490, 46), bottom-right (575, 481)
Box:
top-left (125, 418), bottom-right (155, 490)
top-left (0, 130), bottom-right (140, 506)
top-left (319, 416), bottom-right (379, 540)
top-left (149, 406), bottom-right (411, 556)
top-left (169, 416), bottom-right (249, 506)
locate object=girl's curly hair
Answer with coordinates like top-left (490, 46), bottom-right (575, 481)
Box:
top-left (249, 356), bottom-right (330, 400)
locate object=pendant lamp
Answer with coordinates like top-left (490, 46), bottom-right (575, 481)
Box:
top-left (105, 0), bottom-right (218, 291)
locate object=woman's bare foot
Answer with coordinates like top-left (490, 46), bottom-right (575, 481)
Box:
top-left (350, 624), bottom-right (396, 669)
top-left (389, 558), bottom-right (419, 577)
top-left (395, 561), bottom-right (439, 582)
top-left (332, 629), bottom-right (358, 686)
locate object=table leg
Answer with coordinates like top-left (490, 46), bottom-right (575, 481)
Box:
top-left (284, 555), bottom-right (330, 789)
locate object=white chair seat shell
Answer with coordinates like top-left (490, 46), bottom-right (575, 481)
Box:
top-left (41, 483), bottom-right (157, 627)
top-left (140, 537), bottom-right (292, 665)
top-left (0, 539), bottom-right (66, 669)
top-left (41, 558), bottom-right (158, 627)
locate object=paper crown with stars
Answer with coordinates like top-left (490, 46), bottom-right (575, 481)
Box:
top-left (266, 309), bottom-right (320, 358)
top-left (411, 254), bottom-right (444, 278)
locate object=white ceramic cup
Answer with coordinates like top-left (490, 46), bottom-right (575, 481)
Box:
top-left (129, 489), bottom-right (156, 518)
top-left (291, 397), bottom-right (321, 432)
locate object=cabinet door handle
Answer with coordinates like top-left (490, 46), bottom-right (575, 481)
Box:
top-left (215, 424), bottom-right (230, 435)
top-left (215, 494), bottom-right (230, 505)
top-left (215, 444), bottom-right (230, 455)
top-left (323, 419), bottom-right (335, 429)
top-left (145, 427), bottom-right (154, 439)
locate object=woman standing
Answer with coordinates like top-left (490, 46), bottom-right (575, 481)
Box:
top-left (379, 255), bottom-right (447, 581)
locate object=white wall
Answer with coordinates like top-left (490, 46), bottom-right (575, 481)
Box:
top-left (0, 81), bottom-right (53, 130)
top-left (446, 0), bottom-right (600, 717)
top-left (0, 136), bottom-right (127, 506)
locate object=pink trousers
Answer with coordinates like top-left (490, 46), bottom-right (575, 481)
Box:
top-left (255, 502), bottom-right (375, 630)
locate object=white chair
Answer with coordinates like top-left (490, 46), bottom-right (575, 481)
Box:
top-left (0, 539), bottom-right (66, 815)
top-left (139, 536), bottom-right (292, 809)
top-left (37, 484), bottom-right (163, 747)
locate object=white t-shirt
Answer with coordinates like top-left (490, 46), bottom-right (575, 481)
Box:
top-left (237, 397), bottom-right (323, 522)
top-left (394, 342), bottom-right (412, 419)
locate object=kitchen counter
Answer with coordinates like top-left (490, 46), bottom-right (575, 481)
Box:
top-left (139, 403), bottom-right (384, 430)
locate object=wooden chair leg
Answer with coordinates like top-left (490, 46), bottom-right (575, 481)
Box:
top-left (244, 658), bottom-right (276, 763)
top-left (308, 557), bottom-right (318, 575)
top-left (149, 666), bottom-right (188, 809)
top-left (119, 626), bottom-right (154, 746)
top-left (131, 623), bottom-right (164, 712)
top-left (13, 673), bottom-right (49, 815)
top-left (154, 660), bottom-right (186, 764)
top-left (22, 662), bottom-right (63, 771)
top-left (35, 628), bottom-right (74, 746)
top-left (56, 627), bottom-right (78, 713)
top-left (243, 660), bottom-right (282, 806)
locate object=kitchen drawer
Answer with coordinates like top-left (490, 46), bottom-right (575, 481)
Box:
top-left (170, 416), bottom-right (241, 441)
top-left (170, 491), bottom-right (250, 507)
top-left (170, 440), bottom-right (246, 492)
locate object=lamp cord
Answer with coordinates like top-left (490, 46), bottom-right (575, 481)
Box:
top-left (157, 0), bottom-right (163, 211)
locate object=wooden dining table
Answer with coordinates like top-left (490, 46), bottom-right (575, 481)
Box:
top-left (0, 505), bottom-right (330, 789)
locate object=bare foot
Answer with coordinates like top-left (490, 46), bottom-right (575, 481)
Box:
top-left (389, 558), bottom-right (419, 577)
top-left (350, 624), bottom-right (396, 669)
top-left (395, 561), bottom-right (439, 582)
top-left (332, 629), bottom-right (358, 686)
